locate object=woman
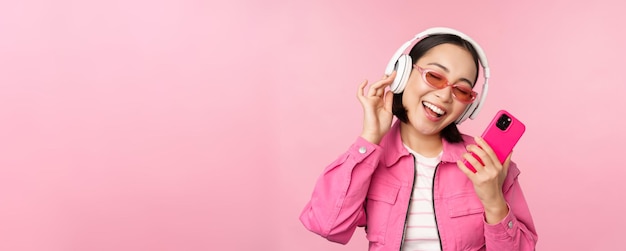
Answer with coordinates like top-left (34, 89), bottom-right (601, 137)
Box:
top-left (300, 28), bottom-right (538, 251)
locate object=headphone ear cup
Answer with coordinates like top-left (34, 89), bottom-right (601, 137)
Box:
top-left (390, 55), bottom-right (412, 94)
top-left (467, 102), bottom-right (479, 120)
top-left (455, 105), bottom-right (473, 124)
top-left (456, 100), bottom-right (479, 124)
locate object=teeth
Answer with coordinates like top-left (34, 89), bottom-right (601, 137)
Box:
top-left (423, 102), bottom-right (445, 115)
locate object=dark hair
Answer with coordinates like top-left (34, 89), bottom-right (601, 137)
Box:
top-left (392, 34), bottom-right (480, 143)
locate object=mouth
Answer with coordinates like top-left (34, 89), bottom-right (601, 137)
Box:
top-left (422, 101), bottom-right (446, 118)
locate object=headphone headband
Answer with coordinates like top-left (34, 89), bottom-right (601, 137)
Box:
top-left (384, 27), bottom-right (490, 124)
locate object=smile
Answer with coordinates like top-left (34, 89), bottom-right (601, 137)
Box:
top-left (423, 101), bottom-right (446, 117)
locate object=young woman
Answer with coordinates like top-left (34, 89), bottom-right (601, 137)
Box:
top-left (300, 28), bottom-right (538, 251)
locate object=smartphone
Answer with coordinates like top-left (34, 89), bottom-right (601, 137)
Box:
top-left (464, 110), bottom-right (526, 173)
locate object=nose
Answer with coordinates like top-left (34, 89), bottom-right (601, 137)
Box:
top-left (434, 85), bottom-right (453, 103)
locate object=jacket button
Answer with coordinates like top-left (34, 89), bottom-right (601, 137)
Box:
top-left (358, 146), bottom-right (367, 154)
top-left (507, 221), bottom-right (513, 229)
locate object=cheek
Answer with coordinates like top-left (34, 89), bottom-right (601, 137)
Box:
top-left (402, 91), bottom-right (426, 112)
top-left (452, 102), bottom-right (470, 115)
top-left (402, 79), bottom-right (428, 102)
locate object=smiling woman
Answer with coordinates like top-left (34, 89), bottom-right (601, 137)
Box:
top-left (2, 0), bottom-right (626, 250)
top-left (299, 28), bottom-right (538, 251)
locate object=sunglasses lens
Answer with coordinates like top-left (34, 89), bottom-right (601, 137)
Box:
top-left (425, 72), bottom-right (447, 88)
top-left (452, 86), bottom-right (475, 102)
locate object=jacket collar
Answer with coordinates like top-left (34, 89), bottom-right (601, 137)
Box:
top-left (380, 120), bottom-right (471, 167)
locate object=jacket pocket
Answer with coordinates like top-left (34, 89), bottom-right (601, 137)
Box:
top-left (446, 193), bottom-right (486, 250)
top-left (447, 193), bottom-right (483, 218)
top-left (365, 179), bottom-right (401, 245)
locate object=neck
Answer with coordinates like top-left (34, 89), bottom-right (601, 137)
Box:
top-left (400, 122), bottom-right (443, 158)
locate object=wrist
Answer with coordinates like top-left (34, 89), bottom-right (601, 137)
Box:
top-left (484, 201), bottom-right (507, 214)
top-left (360, 133), bottom-right (381, 145)
top-left (483, 198), bottom-right (508, 224)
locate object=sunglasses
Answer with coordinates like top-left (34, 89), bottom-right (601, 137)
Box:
top-left (415, 66), bottom-right (477, 103)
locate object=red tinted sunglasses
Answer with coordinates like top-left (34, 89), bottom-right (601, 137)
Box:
top-left (415, 66), bottom-right (477, 103)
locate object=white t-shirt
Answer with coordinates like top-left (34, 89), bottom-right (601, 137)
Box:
top-left (401, 146), bottom-right (442, 251)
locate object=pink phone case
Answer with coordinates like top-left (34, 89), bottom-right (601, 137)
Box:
top-left (464, 110), bottom-right (526, 173)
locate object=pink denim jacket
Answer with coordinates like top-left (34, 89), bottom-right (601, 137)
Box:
top-left (300, 121), bottom-right (538, 250)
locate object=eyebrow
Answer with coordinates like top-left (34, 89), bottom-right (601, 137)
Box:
top-left (426, 62), bottom-right (474, 86)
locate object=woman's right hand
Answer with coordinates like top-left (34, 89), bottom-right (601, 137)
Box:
top-left (356, 71), bottom-right (396, 145)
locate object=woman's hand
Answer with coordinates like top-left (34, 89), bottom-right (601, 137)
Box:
top-left (357, 72), bottom-right (396, 145)
top-left (456, 136), bottom-right (511, 224)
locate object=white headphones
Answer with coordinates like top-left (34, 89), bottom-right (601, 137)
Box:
top-left (384, 27), bottom-right (490, 124)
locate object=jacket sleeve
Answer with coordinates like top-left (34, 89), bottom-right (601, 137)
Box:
top-left (299, 137), bottom-right (382, 244)
top-left (484, 163), bottom-right (539, 250)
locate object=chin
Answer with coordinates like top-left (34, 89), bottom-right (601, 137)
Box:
top-left (408, 118), bottom-right (444, 135)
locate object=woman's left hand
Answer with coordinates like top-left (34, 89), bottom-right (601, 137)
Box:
top-left (456, 136), bottom-right (511, 223)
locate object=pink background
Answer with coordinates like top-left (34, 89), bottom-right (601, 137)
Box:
top-left (1, 0), bottom-right (624, 250)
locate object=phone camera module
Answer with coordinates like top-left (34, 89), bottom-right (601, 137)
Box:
top-left (496, 114), bottom-right (511, 131)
